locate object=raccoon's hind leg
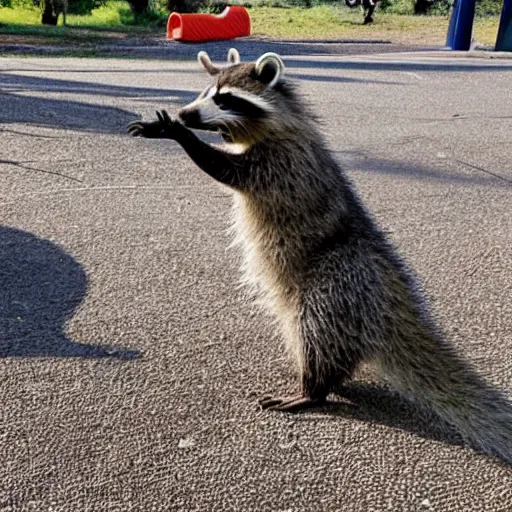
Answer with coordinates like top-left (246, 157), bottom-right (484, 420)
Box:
top-left (259, 342), bottom-right (359, 412)
top-left (260, 299), bottom-right (363, 412)
top-left (259, 365), bottom-right (332, 412)
top-left (259, 395), bottom-right (324, 412)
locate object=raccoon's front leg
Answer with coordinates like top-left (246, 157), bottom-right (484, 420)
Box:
top-left (128, 110), bottom-right (245, 188)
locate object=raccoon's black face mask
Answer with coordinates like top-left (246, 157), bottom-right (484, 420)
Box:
top-left (177, 49), bottom-right (285, 143)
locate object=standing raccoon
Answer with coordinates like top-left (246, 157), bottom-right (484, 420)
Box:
top-left (129, 49), bottom-right (512, 464)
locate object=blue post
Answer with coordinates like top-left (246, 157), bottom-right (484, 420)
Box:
top-left (446, 1), bottom-right (458, 47)
top-left (446, 0), bottom-right (477, 51)
top-left (496, 0), bottom-right (512, 51)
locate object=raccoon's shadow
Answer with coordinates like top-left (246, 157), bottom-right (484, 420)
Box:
top-left (320, 382), bottom-right (465, 449)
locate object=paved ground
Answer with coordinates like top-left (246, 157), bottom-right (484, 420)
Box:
top-left (1, 46), bottom-right (512, 511)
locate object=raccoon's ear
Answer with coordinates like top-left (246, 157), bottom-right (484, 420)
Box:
top-left (254, 53), bottom-right (284, 88)
top-left (227, 48), bottom-right (241, 65)
top-left (198, 51), bottom-right (220, 76)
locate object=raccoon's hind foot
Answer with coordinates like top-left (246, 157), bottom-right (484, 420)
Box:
top-left (259, 394), bottom-right (326, 412)
top-left (127, 110), bottom-right (178, 139)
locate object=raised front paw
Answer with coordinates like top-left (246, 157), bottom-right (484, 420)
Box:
top-left (127, 110), bottom-right (178, 139)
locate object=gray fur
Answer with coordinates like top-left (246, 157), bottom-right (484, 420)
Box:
top-left (129, 50), bottom-right (512, 464)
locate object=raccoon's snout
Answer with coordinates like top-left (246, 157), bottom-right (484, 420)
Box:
top-left (178, 108), bottom-right (201, 128)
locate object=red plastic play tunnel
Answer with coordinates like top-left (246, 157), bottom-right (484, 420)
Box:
top-left (167, 6), bottom-right (251, 42)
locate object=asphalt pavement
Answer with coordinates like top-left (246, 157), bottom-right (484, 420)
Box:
top-left (1, 47), bottom-right (512, 511)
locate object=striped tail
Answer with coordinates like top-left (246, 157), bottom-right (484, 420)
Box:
top-left (381, 327), bottom-right (512, 464)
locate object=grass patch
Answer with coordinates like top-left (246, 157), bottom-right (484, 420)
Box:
top-left (0, 6), bottom-right (40, 25)
top-left (0, 2), bottom-right (501, 47)
top-left (250, 6), bottom-right (499, 46)
top-left (67, 2), bottom-right (131, 27)
top-left (251, 6), bottom-right (449, 41)
top-left (0, 1), bottom-right (166, 32)
top-left (0, 2), bottom-right (161, 43)
top-left (473, 15), bottom-right (500, 46)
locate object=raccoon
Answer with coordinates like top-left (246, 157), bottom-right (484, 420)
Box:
top-left (128, 49), bottom-right (512, 464)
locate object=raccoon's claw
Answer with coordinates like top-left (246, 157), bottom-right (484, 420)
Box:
top-left (127, 119), bottom-right (164, 138)
top-left (127, 110), bottom-right (178, 139)
top-left (259, 394), bottom-right (325, 412)
top-left (156, 109), bottom-right (173, 125)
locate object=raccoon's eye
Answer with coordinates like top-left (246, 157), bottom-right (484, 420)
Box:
top-left (217, 101), bottom-right (231, 111)
top-left (213, 92), bottom-right (233, 111)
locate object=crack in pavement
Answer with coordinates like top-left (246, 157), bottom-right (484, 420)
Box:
top-left (0, 159), bottom-right (84, 183)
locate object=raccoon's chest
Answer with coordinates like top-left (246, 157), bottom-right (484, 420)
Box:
top-left (232, 194), bottom-right (303, 302)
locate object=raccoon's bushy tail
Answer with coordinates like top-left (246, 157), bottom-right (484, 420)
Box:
top-left (380, 327), bottom-right (512, 464)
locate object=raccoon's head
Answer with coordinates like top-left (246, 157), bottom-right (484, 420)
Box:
top-left (178, 49), bottom-right (296, 145)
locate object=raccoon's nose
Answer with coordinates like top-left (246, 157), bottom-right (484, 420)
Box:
top-left (178, 108), bottom-right (201, 127)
